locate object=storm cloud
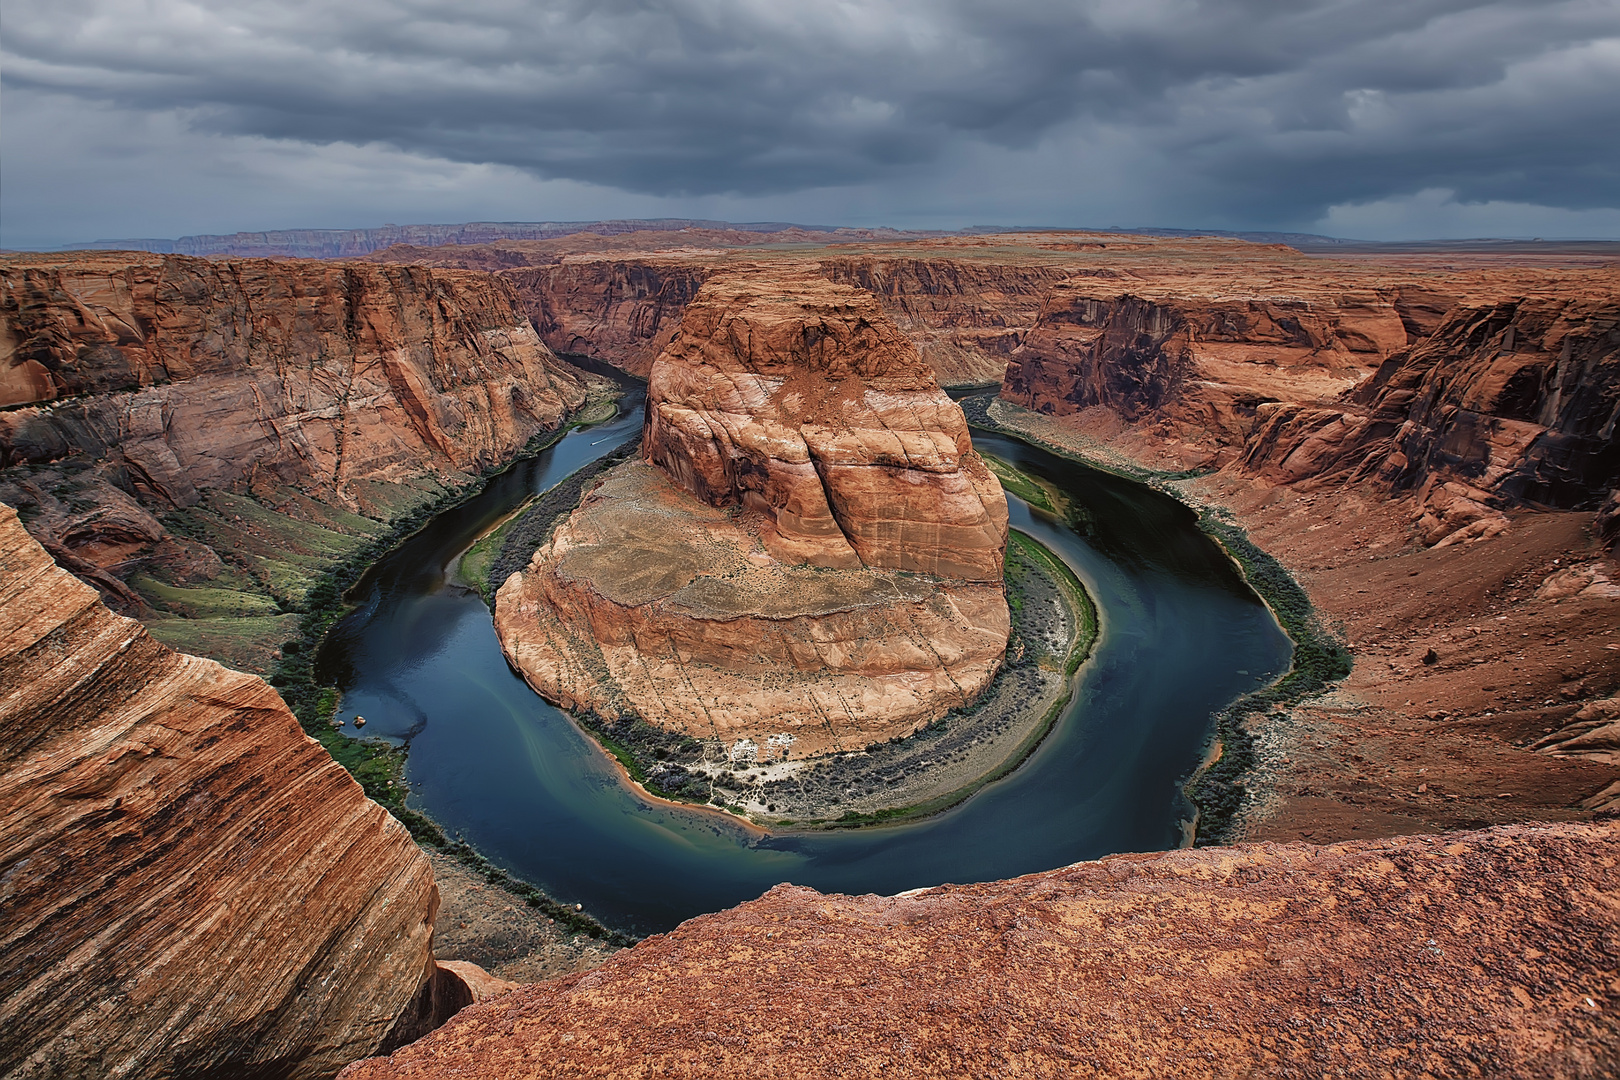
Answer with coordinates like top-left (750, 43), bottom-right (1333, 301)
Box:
top-left (3, 0), bottom-right (1617, 245)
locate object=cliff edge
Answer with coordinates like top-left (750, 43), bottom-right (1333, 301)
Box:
top-left (343, 820), bottom-right (1620, 1079)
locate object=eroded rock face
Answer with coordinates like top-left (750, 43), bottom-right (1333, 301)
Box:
top-left (494, 463), bottom-right (1009, 757)
top-left (817, 257), bottom-right (1071, 385)
top-left (495, 274), bottom-right (1010, 756)
top-left (1, 254), bottom-right (590, 484)
top-left (506, 254), bottom-right (1067, 386)
top-left (1002, 281), bottom-right (1410, 457)
top-left (511, 259), bottom-right (711, 378)
top-left (342, 821), bottom-right (1620, 1080)
top-left (1238, 296), bottom-right (1620, 544)
top-left (644, 275), bottom-right (1007, 581)
top-left (0, 505), bottom-right (437, 1079)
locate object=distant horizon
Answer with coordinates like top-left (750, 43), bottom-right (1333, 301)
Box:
top-left (9, 217), bottom-right (1620, 258)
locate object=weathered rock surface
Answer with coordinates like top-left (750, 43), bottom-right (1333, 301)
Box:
top-left (1238, 296), bottom-right (1620, 542)
top-left (344, 820), bottom-right (1620, 1080)
top-left (645, 275), bottom-right (1007, 579)
top-left (512, 258), bottom-right (710, 377)
top-left (0, 252), bottom-right (598, 664)
top-left (0, 504), bottom-right (438, 1078)
top-left (495, 462), bottom-right (1009, 757)
top-left (1002, 279), bottom-right (1411, 457)
top-left (496, 274), bottom-right (1010, 756)
top-left (382, 240), bottom-right (1073, 386)
top-left (814, 256), bottom-right (1071, 385)
top-left (1, 253), bottom-right (590, 481)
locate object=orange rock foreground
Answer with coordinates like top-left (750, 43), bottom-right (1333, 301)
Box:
top-left (344, 820), bottom-right (1620, 1079)
top-left (0, 505), bottom-right (500, 1078)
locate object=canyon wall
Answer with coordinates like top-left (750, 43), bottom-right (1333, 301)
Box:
top-left (1000, 280), bottom-right (1411, 457)
top-left (1238, 295), bottom-right (1620, 543)
top-left (1, 254), bottom-right (590, 483)
top-left (495, 255), bottom-right (1068, 386)
top-left (0, 505), bottom-right (439, 1079)
top-left (0, 253), bottom-right (596, 668)
top-left (343, 820), bottom-right (1620, 1079)
top-left (495, 273), bottom-right (1010, 757)
top-left (999, 275), bottom-right (1619, 545)
top-left (815, 257), bottom-right (1071, 385)
top-left (508, 259), bottom-right (710, 378)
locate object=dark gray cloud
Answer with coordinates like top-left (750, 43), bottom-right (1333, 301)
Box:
top-left (2, 0), bottom-right (1617, 239)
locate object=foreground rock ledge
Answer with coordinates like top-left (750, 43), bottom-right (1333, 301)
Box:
top-left (345, 821), bottom-right (1619, 1079)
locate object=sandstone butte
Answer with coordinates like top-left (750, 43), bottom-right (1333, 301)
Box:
top-left (494, 273), bottom-right (1011, 758)
top-left (0, 504), bottom-right (512, 1079)
top-left (343, 820), bottom-right (1620, 1079)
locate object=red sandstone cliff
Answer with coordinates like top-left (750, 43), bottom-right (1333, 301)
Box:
top-left (342, 820), bottom-right (1620, 1079)
top-left (1001, 280), bottom-right (1411, 457)
top-left (366, 238), bottom-right (1072, 386)
top-left (818, 256), bottom-right (1071, 385)
top-left (644, 275), bottom-right (1007, 579)
top-left (1238, 295), bottom-right (1620, 543)
top-left (509, 259), bottom-right (710, 377)
top-left (0, 253), bottom-right (596, 663)
top-left (0, 505), bottom-right (443, 1078)
top-left (1, 254), bottom-right (590, 483)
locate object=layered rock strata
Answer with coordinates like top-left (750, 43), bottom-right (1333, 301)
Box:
top-left (345, 821), bottom-right (1620, 1079)
top-left (1, 254), bottom-right (590, 482)
top-left (0, 505), bottom-right (438, 1078)
top-left (496, 275), bottom-right (1009, 757)
top-left (819, 257), bottom-right (1080, 385)
top-left (0, 253), bottom-right (596, 666)
top-left (1000, 274), bottom-right (1618, 546)
top-left (1002, 281), bottom-right (1411, 455)
top-left (1238, 295), bottom-right (1620, 544)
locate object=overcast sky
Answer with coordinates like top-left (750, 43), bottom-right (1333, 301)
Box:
top-left (4, 0), bottom-right (1619, 249)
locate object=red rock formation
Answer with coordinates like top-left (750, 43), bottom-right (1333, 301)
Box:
top-left (495, 463), bottom-right (1010, 757)
top-left (0, 253), bottom-right (595, 628)
top-left (817, 257), bottom-right (1071, 385)
top-left (1, 254), bottom-right (590, 482)
top-left (0, 504), bottom-right (439, 1078)
top-left (342, 820), bottom-right (1620, 1080)
top-left (1002, 280), bottom-right (1410, 458)
top-left (645, 274), bottom-right (1007, 580)
top-left (1238, 295), bottom-right (1620, 544)
top-left (495, 273), bottom-right (1010, 756)
top-left (509, 259), bottom-right (710, 377)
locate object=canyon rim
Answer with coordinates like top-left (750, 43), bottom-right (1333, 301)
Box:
top-left (2, 228), bottom-right (1617, 1078)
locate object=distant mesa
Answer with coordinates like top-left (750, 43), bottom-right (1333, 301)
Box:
top-left (494, 272), bottom-right (1011, 759)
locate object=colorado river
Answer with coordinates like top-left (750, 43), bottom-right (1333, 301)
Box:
top-left (318, 387), bottom-right (1292, 936)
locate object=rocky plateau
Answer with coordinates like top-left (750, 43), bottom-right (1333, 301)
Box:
top-left (345, 820), bottom-right (1620, 1079)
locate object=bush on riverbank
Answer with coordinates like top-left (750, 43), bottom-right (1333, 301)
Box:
top-left (1189, 514), bottom-right (1353, 844)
